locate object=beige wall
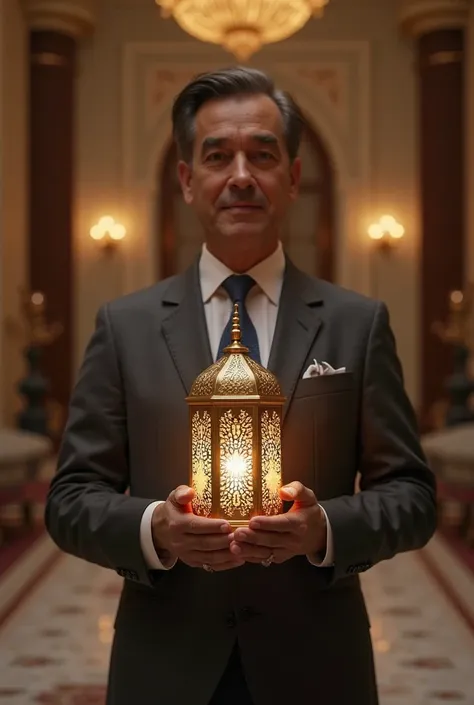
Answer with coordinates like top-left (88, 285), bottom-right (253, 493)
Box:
top-left (0, 0), bottom-right (28, 427)
top-left (75, 0), bottom-right (420, 403)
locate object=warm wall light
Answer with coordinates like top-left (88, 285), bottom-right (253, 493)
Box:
top-left (187, 304), bottom-right (285, 527)
top-left (90, 216), bottom-right (126, 255)
top-left (367, 215), bottom-right (405, 298)
top-left (368, 215), bottom-right (405, 253)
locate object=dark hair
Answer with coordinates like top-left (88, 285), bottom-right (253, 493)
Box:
top-left (172, 66), bottom-right (305, 163)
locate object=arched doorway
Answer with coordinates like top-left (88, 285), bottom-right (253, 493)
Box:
top-left (157, 121), bottom-right (335, 280)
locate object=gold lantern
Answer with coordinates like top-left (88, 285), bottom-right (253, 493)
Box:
top-left (187, 303), bottom-right (285, 527)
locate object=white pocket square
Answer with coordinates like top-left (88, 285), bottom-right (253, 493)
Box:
top-left (303, 359), bottom-right (347, 379)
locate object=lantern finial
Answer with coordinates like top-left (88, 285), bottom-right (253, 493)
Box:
top-left (231, 302), bottom-right (241, 343)
top-left (223, 302), bottom-right (249, 355)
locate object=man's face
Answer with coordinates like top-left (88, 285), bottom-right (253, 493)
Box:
top-left (178, 94), bottom-right (301, 256)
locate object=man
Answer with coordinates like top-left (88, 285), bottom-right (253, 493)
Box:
top-left (45, 67), bottom-right (437, 705)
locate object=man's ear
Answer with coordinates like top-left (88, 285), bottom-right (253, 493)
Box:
top-left (178, 160), bottom-right (193, 204)
top-left (289, 156), bottom-right (302, 201)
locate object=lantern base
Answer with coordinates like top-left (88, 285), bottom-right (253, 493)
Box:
top-left (228, 519), bottom-right (251, 528)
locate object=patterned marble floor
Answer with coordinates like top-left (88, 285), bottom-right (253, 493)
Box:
top-left (0, 546), bottom-right (473, 704)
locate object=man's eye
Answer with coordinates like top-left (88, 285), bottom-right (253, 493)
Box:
top-left (206, 152), bottom-right (225, 162)
top-left (255, 152), bottom-right (274, 161)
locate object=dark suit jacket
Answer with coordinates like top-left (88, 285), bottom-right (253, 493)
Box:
top-left (45, 257), bottom-right (436, 705)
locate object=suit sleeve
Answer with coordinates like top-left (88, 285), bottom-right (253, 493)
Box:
top-left (319, 301), bottom-right (437, 583)
top-left (45, 304), bottom-right (157, 587)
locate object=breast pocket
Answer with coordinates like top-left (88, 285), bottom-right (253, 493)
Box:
top-left (285, 373), bottom-right (358, 499)
top-left (293, 372), bottom-right (354, 400)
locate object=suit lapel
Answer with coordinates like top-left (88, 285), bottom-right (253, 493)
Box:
top-left (161, 255), bottom-right (325, 409)
top-left (161, 258), bottom-right (213, 395)
top-left (268, 260), bottom-right (324, 422)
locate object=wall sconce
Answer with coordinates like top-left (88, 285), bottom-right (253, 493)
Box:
top-left (367, 215), bottom-right (405, 297)
top-left (90, 216), bottom-right (126, 255)
top-left (187, 304), bottom-right (285, 527)
top-left (368, 215), bottom-right (405, 254)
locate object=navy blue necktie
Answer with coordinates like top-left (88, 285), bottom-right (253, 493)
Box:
top-left (217, 275), bottom-right (261, 364)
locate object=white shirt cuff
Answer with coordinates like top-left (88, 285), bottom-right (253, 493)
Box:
top-left (140, 501), bottom-right (177, 570)
top-left (307, 505), bottom-right (334, 567)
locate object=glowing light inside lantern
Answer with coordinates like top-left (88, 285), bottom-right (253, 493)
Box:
top-left (225, 453), bottom-right (248, 480)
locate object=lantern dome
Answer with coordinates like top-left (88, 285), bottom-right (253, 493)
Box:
top-left (188, 303), bottom-right (284, 401)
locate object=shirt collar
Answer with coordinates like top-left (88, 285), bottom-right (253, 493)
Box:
top-left (199, 242), bottom-right (285, 306)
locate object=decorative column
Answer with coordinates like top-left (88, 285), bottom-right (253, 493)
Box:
top-left (23, 1), bottom-right (97, 433)
top-left (467, 3), bottom-right (474, 288)
top-left (400, 0), bottom-right (470, 430)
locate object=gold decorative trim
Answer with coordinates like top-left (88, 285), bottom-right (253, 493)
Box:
top-left (427, 50), bottom-right (463, 66)
top-left (22, 0), bottom-right (97, 38)
top-left (399, 0), bottom-right (469, 37)
top-left (31, 52), bottom-right (68, 67)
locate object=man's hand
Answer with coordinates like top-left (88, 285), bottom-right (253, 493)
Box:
top-left (230, 482), bottom-right (327, 565)
top-left (151, 485), bottom-right (244, 571)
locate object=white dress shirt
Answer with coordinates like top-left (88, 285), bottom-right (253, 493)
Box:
top-left (140, 242), bottom-right (334, 570)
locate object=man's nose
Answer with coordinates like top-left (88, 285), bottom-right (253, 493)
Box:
top-left (228, 153), bottom-right (254, 190)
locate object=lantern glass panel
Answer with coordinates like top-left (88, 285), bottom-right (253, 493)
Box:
top-left (260, 409), bottom-right (283, 515)
top-left (219, 408), bottom-right (254, 522)
top-left (191, 409), bottom-right (212, 517)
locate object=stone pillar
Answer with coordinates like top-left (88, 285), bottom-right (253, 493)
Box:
top-left (400, 0), bottom-right (470, 430)
top-left (0, 0), bottom-right (4, 427)
top-left (467, 3), bottom-right (474, 287)
top-left (1, 0), bottom-right (29, 429)
top-left (23, 1), bottom-right (97, 431)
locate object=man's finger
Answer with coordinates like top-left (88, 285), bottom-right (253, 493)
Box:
top-left (169, 485), bottom-right (195, 510)
top-left (230, 541), bottom-right (272, 561)
top-left (230, 542), bottom-right (290, 564)
top-left (232, 528), bottom-right (290, 548)
top-left (185, 516), bottom-right (232, 535)
top-left (249, 513), bottom-right (305, 533)
top-left (280, 481), bottom-right (317, 507)
top-left (185, 534), bottom-right (232, 551)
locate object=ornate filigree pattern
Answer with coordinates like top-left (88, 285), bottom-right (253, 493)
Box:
top-left (190, 357), bottom-right (227, 397)
top-left (246, 358), bottom-right (282, 396)
top-left (147, 68), bottom-right (196, 114)
top-left (191, 411), bottom-right (212, 516)
top-left (215, 355), bottom-right (257, 396)
top-left (219, 409), bottom-right (253, 519)
top-left (296, 67), bottom-right (341, 107)
top-left (261, 410), bottom-right (283, 516)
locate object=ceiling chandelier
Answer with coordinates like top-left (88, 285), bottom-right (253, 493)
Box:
top-left (155, 1), bottom-right (330, 61)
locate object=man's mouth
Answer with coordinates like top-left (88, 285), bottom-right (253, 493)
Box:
top-left (222, 203), bottom-right (263, 210)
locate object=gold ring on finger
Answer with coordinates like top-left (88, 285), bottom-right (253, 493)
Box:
top-left (261, 552), bottom-right (274, 568)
